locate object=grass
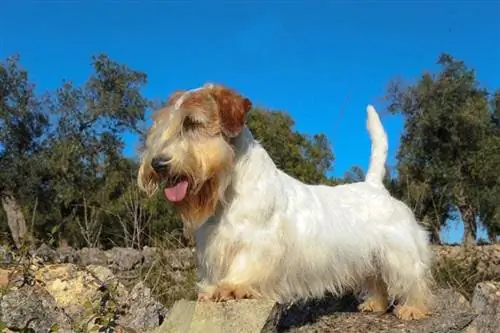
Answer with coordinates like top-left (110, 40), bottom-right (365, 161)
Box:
top-left (134, 231), bottom-right (198, 308)
top-left (431, 251), bottom-right (499, 300)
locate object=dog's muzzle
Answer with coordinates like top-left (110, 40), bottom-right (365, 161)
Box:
top-left (151, 155), bottom-right (171, 173)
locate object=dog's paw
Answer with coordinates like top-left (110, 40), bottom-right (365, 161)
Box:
top-left (358, 298), bottom-right (388, 313)
top-left (394, 305), bottom-right (429, 320)
top-left (209, 283), bottom-right (256, 302)
top-left (197, 291), bottom-right (213, 302)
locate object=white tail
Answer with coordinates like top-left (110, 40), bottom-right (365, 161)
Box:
top-left (365, 105), bottom-right (388, 186)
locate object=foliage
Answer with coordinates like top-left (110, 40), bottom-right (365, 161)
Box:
top-left (247, 108), bottom-right (334, 184)
top-left (0, 51), bottom-right (498, 248)
top-left (0, 54), bottom-right (335, 248)
top-left (385, 53), bottom-right (500, 245)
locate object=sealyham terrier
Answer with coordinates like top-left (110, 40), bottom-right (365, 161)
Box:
top-left (138, 83), bottom-right (434, 320)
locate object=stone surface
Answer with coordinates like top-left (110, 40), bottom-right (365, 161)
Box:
top-left (0, 269), bottom-right (12, 288)
top-left (281, 288), bottom-right (476, 333)
top-left (32, 243), bottom-right (58, 264)
top-left (35, 263), bottom-right (108, 321)
top-left (118, 281), bottom-right (167, 333)
top-left (466, 281), bottom-right (500, 333)
top-left (107, 247), bottom-right (144, 271)
top-left (0, 247), bottom-right (14, 267)
top-left (76, 247), bottom-right (108, 266)
top-left (0, 284), bottom-right (72, 333)
top-left (155, 299), bottom-right (281, 333)
top-left (0, 262), bottom-right (166, 333)
top-left (1, 244), bottom-right (499, 332)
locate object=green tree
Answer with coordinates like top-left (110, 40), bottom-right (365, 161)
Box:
top-left (247, 107), bottom-right (334, 184)
top-left (0, 55), bottom-right (49, 247)
top-left (386, 53), bottom-right (499, 245)
top-left (37, 54), bottom-right (153, 247)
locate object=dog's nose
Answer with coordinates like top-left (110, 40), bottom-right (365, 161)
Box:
top-left (151, 156), bottom-right (171, 173)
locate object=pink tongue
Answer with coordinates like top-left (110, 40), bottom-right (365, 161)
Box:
top-left (164, 180), bottom-right (189, 202)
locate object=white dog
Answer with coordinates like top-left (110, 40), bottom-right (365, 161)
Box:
top-left (138, 83), bottom-right (434, 320)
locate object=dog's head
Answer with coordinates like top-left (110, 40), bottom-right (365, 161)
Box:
top-left (138, 83), bottom-right (252, 229)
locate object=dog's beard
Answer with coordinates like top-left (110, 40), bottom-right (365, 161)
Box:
top-left (163, 168), bottom-right (232, 232)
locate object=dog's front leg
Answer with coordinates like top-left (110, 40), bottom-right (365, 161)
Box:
top-left (198, 250), bottom-right (273, 302)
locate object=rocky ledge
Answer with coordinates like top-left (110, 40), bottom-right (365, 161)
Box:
top-left (0, 244), bottom-right (498, 332)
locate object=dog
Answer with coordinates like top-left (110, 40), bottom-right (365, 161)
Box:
top-left (138, 83), bottom-right (434, 320)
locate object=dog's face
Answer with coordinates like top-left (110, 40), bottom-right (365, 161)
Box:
top-left (138, 83), bottom-right (252, 228)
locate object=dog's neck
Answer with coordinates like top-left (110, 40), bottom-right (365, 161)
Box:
top-left (185, 127), bottom-right (281, 232)
top-left (231, 127), bottom-right (278, 180)
top-left (221, 127), bottom-right (283, 209)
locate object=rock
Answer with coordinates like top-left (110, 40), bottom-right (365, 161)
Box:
top-left (163, 248), bottom-right (196, 270)
top-left (34, 263), bottom-right (128, 323)
top-left (155, 299), bottom-right (281, 333)
top-left (32, 244), bottom-right (58, 264)
top-left (281, 288), bottom-right (476, 332)
top-left (76, 247), bottom-right (108, 266)
top-left (107, 247), bottom-right (144, 271)
top-left (56, 246), bottom-right (77, 264)
top-left (466, 281), bottom-right (500, 333)
top-left (0, 284), bottom-right (72, 333)
top-left (0, 268), bottom-right (13, 288)
top-left (118, 281), bottom-right (167, 333)
top-left (0, 246), bottom-right (14, 265)
top-left (142, 246), bottom-right (158, 265)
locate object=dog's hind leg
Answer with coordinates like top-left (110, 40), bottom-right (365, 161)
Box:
top-left (379, 236), bottom-right (433, 320)
top-left (358, 275), bottom-right (389, 313)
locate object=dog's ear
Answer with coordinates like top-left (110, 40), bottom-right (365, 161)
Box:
top-left (206, 84), bottom-right (252, 137)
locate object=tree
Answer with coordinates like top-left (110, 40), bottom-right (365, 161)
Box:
top-left (385, 53), bottom-right (499, 245)
top-left (38, 54), bottom-right (152, 247)
top-left (0, 55), bottom-right (49, 247)
top-left (247, 107), bottom-right (334, 184)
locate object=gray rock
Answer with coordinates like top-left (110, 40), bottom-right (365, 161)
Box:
top-left (0, 245), bottom-right (14, 265)
top-left (155, 299), bottom-right (281, 333)
top-left (0, 285), bottom-right (72, 333)
top-left (56, 246), bottom-right (77, 264)
top-left (142, 246), bottom-right (159, 266)
top-left (466, 281), bottom-right (500, 333)
top-left (281, 288), bottom-right (475, 332)
top-left (163, 248), bottom-right (196, 270)
top-left (118, 281), bottom-right (167, 333)
top-left (76, 247), bottom-right (108, 266)
top-left (32, 244), bottom-right (58, 264)
top-left (107, 247), bottom-right (144, 271)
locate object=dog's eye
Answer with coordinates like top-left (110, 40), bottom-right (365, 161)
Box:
top-left (183, 117), bottom-right (203, 131)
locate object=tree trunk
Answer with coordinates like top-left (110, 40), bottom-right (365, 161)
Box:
top-left (1, 192), bottom-right (28, 248)
top-left (460, 205), bottom-right (477, 247)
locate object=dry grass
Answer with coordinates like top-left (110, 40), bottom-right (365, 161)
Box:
top-left (134, 231), bottom-right (198, 308)
top-left (432, 255), bottom-right (499, 300)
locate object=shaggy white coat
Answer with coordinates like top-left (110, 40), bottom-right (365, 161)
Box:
top-left (195, 106), bottom-right (432, 306)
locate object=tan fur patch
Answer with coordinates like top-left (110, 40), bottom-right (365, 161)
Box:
top-left (199, 283), bottom-right (258, 302)
top-left (358, 276), bottom-right (389, 313)
top-left (394, 305), bottom-right (429, 320)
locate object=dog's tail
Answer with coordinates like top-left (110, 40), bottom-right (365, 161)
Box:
top-left (365, 104), bottom-right (388, 186)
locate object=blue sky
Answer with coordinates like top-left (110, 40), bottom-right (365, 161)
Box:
top-left (1, 1), bottom-right (499, 243)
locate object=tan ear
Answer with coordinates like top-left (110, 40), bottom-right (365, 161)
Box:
top-left (206, 84), bottom-right (252, 137)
